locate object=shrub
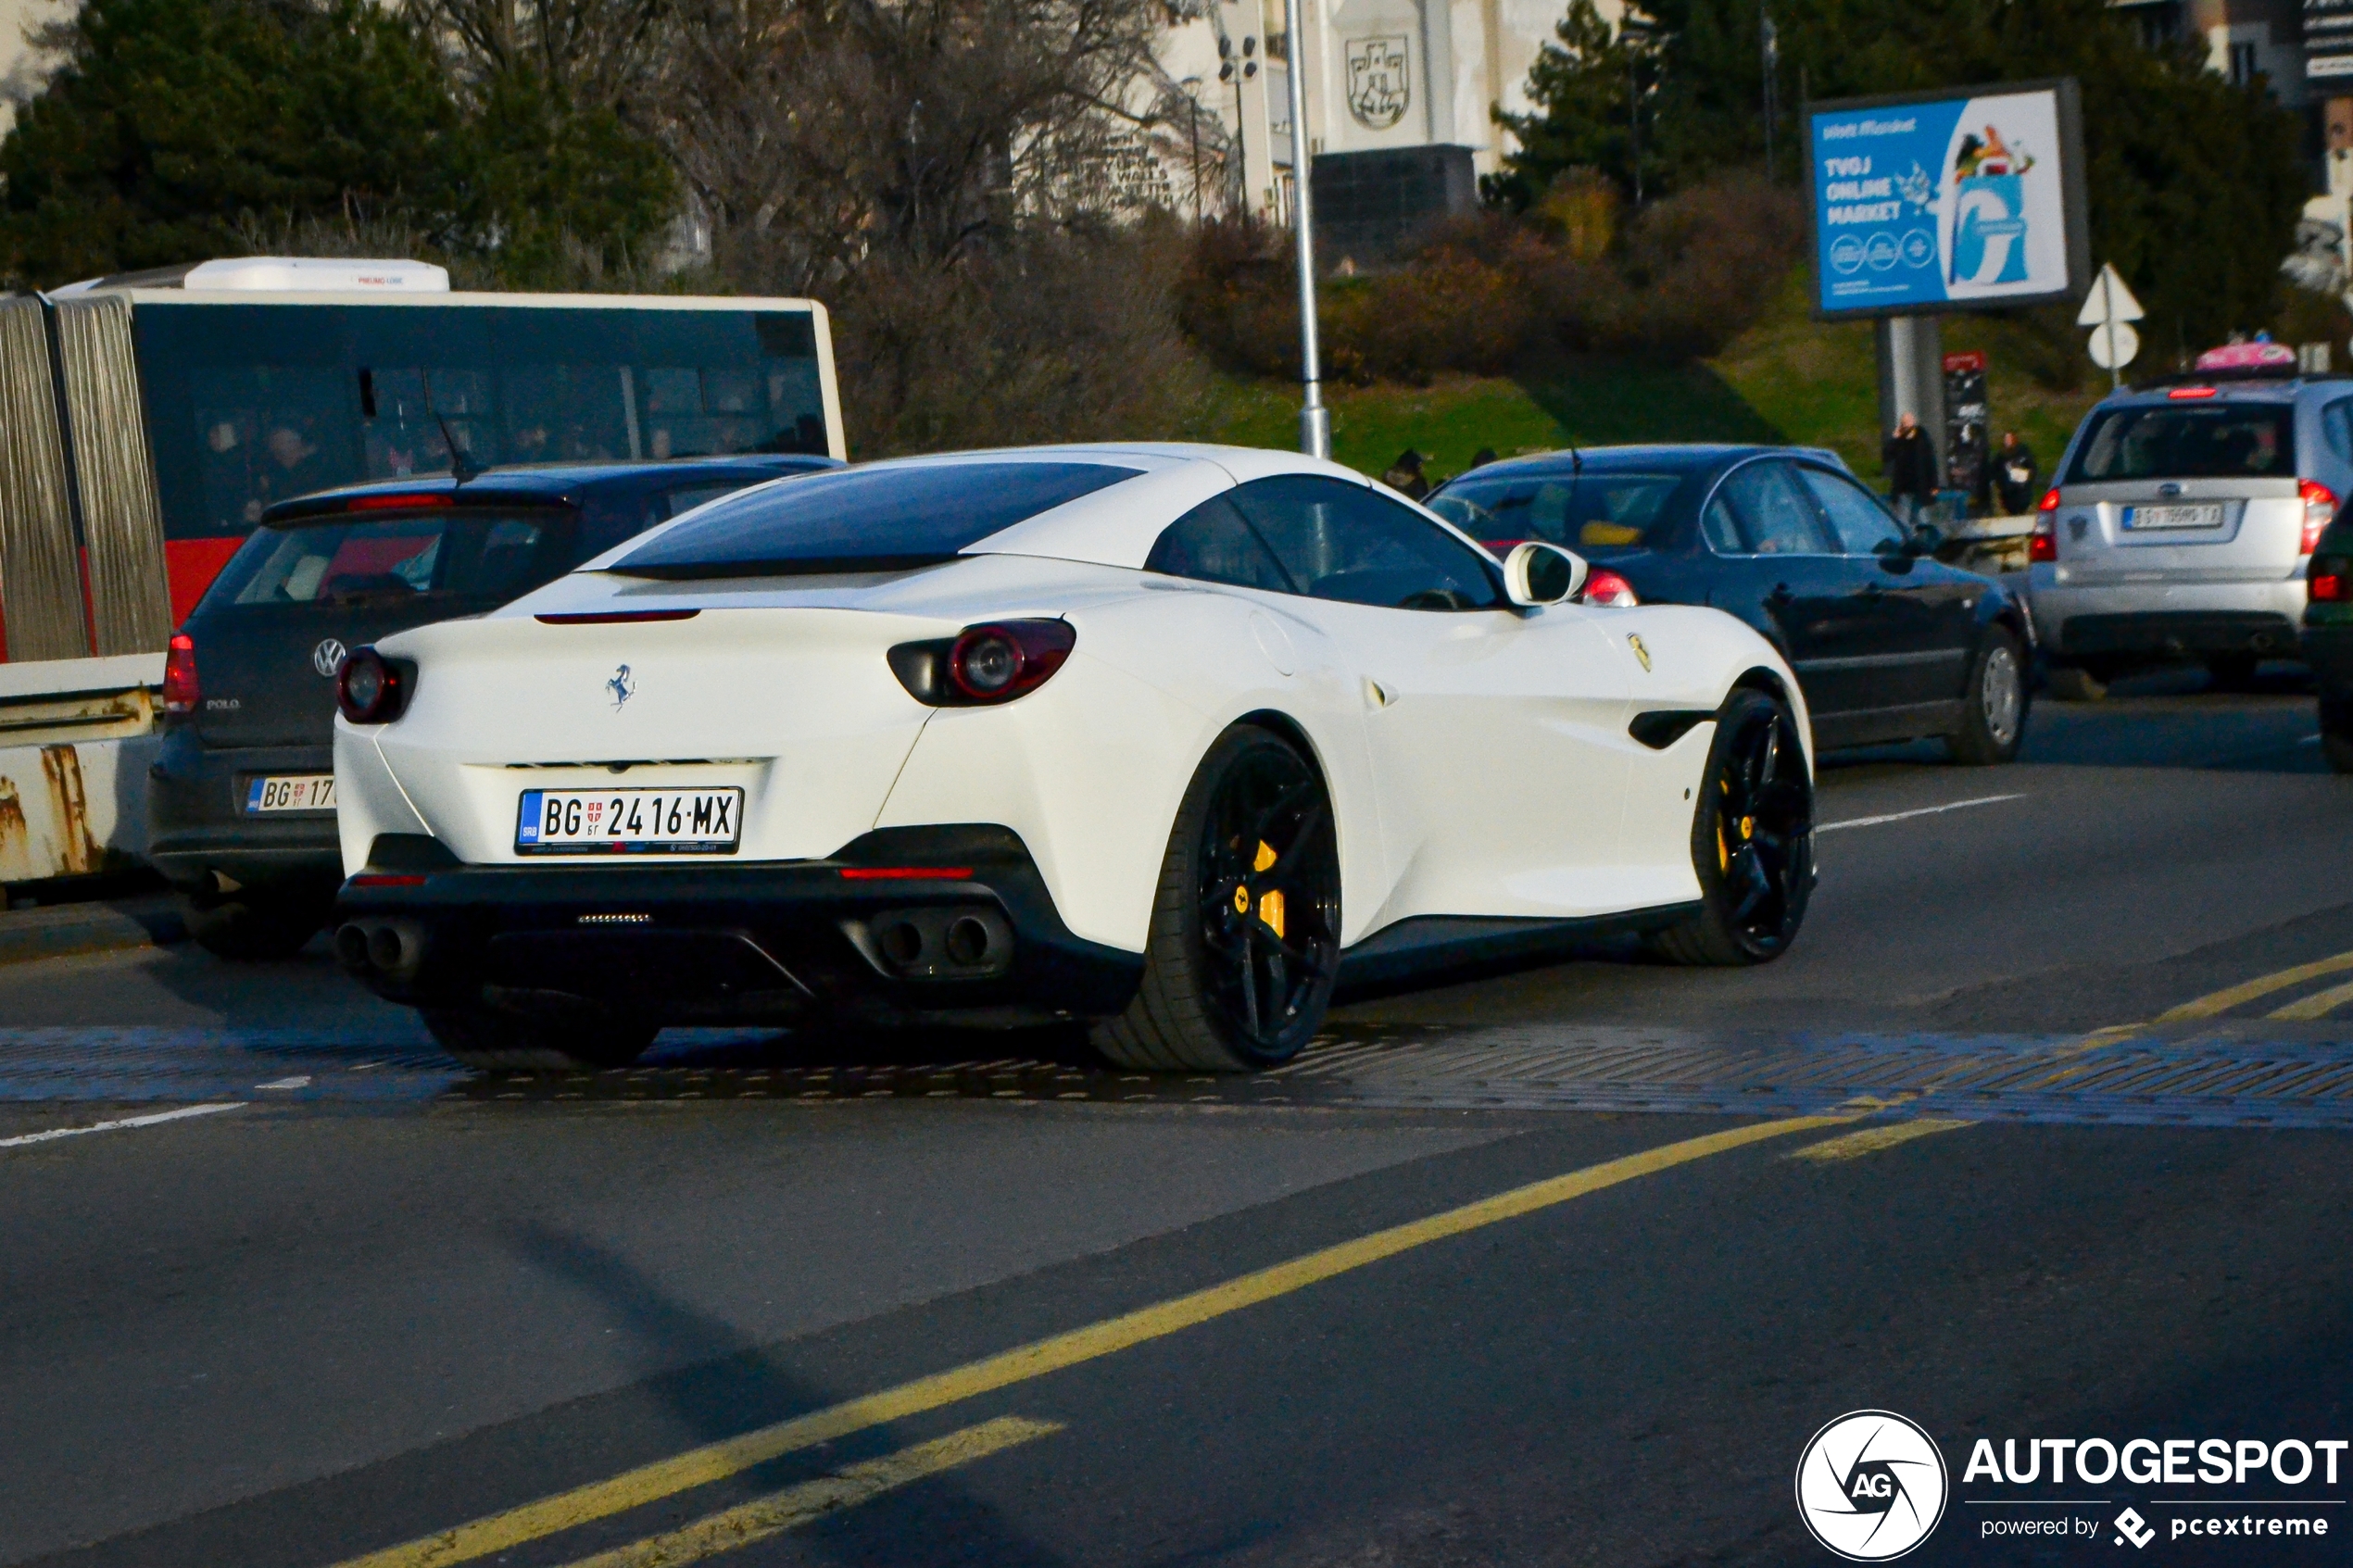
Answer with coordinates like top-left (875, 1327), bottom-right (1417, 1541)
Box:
top-left (1178, 172), bottom-right (1803, 383)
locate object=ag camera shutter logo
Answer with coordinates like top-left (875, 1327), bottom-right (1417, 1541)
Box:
top-left (1795, 1410), bottom-right (1949, 1561)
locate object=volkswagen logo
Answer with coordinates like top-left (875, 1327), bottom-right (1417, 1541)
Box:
top-left (312, 638), bottom-right (346, 679)
top-left (1795, 1410), bottom-right (1948, 1561)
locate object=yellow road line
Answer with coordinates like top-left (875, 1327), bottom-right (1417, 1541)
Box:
top-left (2268, 974), bottom-right (2353, 1022)
top-left (1788, 1119), bottom-right (1972, 1163)
top-left (328, 1113), bottom-right (1851, 1568)
top-left (2156, 949), bottom-right (2353, 1023)
top-left (557, 1416), bottom-right (1062, 1568)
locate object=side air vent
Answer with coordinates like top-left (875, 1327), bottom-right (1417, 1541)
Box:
top-left (1628, 709), bottom-right (1714, 750)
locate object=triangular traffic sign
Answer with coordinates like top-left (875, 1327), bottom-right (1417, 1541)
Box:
top-left (2077, 263), bottom-right (2145, 327)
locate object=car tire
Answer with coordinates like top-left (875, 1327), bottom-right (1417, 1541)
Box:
top-left (2322, 699), bottom-right (2353, 775)
top-left (2045, 661), bottom-right (2108, 702)
top-left (421, 1006), bottom-right (658, 1073)
top-left (1949, 627), bottom-right (2030, 766)
top-left (2206, 653), bottom-right (2261, 691)
top-left (184, 890), bottom-right (332, 961)
top-left (1091, 724), bottom-right (1341, 1073)
top-left (1649, 689), bottom-right (1815, 967)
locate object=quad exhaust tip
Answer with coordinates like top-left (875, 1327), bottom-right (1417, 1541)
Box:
top-left (848, 907), bottom-right (1015, 980)
top-left (336, 919), bottom-right (427, 982)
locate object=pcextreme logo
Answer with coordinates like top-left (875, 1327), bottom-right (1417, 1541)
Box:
top-left (1796, 1410), bottom-right (1950, 1561)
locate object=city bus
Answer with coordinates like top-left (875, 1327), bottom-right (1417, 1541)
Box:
top-left (0, 257), bottom-right (843, 883)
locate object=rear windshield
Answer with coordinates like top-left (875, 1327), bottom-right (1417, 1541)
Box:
top-left (610, 461), bottom-right (1142, 578)
top-left (2066, 404), bottom-right (2297, 483)
top-left (204, 508), bottom-right (582, 610)
top-left (1429, 471), bottom-right (1685, 550)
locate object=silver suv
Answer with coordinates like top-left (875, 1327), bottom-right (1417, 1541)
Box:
top-left (2027, 374), bottom-right (2351, 698)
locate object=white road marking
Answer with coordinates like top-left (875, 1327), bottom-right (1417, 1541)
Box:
top-left (1818, 794), bottom-right (2026, 834)
top-left (255, 1076), bottom-right (312, 1090)
top-left (0, 1102), bottom-right (244, 1149)
top-left (2301, 734), bottom-right (2322, 746)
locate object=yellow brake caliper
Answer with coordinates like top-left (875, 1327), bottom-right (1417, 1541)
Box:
top-left (1252, 839), bottom-right (1285, 938)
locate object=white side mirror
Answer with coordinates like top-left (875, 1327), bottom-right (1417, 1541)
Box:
top-left (1503, 541), bottom-right (1586, 607)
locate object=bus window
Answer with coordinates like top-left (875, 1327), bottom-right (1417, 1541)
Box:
top-left (137, 303), bottom-right (834, 544)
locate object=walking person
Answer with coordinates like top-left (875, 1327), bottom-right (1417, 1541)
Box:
top-left (1994, 430), bottom-right (2040, 516)
top-left (1881, 413), bottom-right (1937, 526)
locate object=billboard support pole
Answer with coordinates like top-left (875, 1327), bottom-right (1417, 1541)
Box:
top-left (1875, 314), bottom-right (1946, 475)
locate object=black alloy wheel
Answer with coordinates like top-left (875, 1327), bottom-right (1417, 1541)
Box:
top-left (1651, 689), bottom-right (1816, 966)
top-left (1093, 726), bottom-right (1342, 1072)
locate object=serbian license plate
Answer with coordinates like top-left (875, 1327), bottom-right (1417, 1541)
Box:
top-left (2122, 503), bottom-right (2224, 531)
top-left (245, 774), bottom-right (336, 813)
top-left (515, 787), bottom-right (743, 855)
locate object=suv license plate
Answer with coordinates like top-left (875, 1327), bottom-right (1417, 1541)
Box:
top-left (245, 774), bottom-right (336, 813)
top-left (2122, 503), bottom-right (2224, 531)
top-left (516, 787), bottom-right (743, 855)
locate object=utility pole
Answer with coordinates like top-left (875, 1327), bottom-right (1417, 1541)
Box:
top-left (1281, 0), bottom-right (1328, 458)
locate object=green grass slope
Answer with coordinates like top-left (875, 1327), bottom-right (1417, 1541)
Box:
top-left (1198, 270), bottom-right (2107, 491)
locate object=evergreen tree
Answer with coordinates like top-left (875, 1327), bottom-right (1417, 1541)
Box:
top-left (0, 0), bottom-right (676, 290)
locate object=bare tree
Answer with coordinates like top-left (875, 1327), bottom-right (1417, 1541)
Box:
top-left (648, 0), bottom-right (1171, 290)
top-left (402, 0), bottom-right (671, 108)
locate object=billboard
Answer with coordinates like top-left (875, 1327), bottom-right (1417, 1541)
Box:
top-left (1806, 79), bottom-right (2089, 320)
top-left (2309, 0), bottom-right (2353, 81)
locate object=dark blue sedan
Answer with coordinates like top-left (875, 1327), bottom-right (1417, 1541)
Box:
top-left (1428, 444), bottom-right (2033, 762)
top-left (148, 453), bottom-right (838, 959)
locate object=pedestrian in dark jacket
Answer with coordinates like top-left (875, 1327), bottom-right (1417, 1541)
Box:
top-left (1994, 431), bottom-right (2040, 515)
top-left (1881, 414), bottom-right (1937, 523)
top-left (1382, 449), bottom-right (1430, 499)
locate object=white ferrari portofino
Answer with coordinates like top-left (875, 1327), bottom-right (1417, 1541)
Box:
top-left (332, 444), bottom-right (1817, 1072)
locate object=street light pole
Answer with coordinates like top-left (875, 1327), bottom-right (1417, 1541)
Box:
top-left (1281, 0), bottom-right (1329, 458)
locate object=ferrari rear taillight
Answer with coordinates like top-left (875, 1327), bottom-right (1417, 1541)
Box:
top-left (1580, 569), bottom-right (1640, 607)
top-left (950, 621), bottom-right (1075, 699)
top-left (336, 646), bottom-right (409, 724)
top-left (890, 620), bottom-right (1076, 706)
top-left (163, 633), bottom-right (198, 714)
top-left (2301, 479), bottom-right (2337, 555)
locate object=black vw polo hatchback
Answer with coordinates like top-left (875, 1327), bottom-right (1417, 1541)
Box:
top-left (148, 455), bottom-right (837, 959)
top-left (1428, 444), bottom-right (2036, 761)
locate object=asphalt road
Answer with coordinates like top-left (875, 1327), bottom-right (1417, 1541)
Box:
top-left (5, 668), bottom-right (2352, 1568)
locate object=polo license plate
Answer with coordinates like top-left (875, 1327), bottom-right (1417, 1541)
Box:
top-left (516, 787), bottom-right (743, 855)
top-left (2121, 503), bottom-right (2224, 531)
top-left (245, 774), bottom-right (336, 813)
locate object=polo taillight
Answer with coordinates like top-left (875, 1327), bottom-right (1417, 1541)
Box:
top-left (162, 633), bottom-right (198, 714)
top-left (2301, 480), bottom-right (2337, 556)
top-left (2029, 513), bottom-right (2057, 563)
top-left (1580, 568), bottom-right (1640, 607)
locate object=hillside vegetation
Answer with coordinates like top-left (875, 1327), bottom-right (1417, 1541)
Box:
top-left (1202, 270), bottom-right (2108, 489)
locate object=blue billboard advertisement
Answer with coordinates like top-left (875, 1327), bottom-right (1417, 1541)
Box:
top-left (1807, 79), bottom-right (2087, 319)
